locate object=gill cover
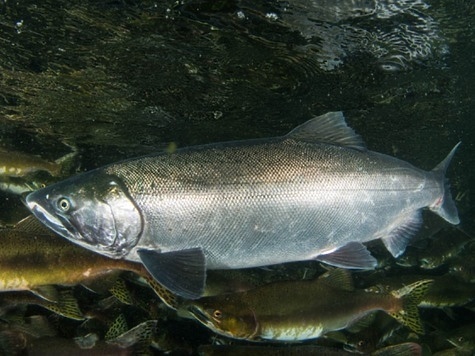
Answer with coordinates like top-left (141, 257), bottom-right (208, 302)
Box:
top-left (25, 170), bottom-right (142, 258)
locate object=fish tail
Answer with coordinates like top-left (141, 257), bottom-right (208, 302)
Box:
top-left (43, 290), bottom-right (85, 320)
top-left (107, 320), bottom-right (157, 353)
top-left (109, 278), bottom-right (134, 305)
top-left (105, 314), bottom-right (129, 341)
top-left (429, 142), bottom-right (460, 225)
top-left (390, 279), bottom-right (433, 334)
top-left (145, 274), bottom-right (181, 310)
top-left (53, 145), bottom-right (78, 176)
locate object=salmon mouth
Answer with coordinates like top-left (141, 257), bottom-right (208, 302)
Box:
top-left (187, 305), bottom-right (229, 335)
top-left (188, 305), bottom-right (212, 326)
top-left (25, 194), bottom-right (75, 240)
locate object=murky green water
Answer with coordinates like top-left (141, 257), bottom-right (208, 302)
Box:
top-left (0, 0), bottom-right (473, 354)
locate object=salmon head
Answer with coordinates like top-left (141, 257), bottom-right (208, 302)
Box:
top-left (24, 170), bottom-right (142, 259)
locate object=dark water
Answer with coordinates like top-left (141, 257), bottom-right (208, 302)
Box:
top-left (0, 0), bottom-right (473, 354)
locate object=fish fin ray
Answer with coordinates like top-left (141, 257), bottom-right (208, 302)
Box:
top-left (14, 215), bottom-right (53, 235)
top-left (390, 279), bottom-right (433, 334)
top-left (382, 210), bottom-right (423, 258)
top-left (80, 271), bottom-right (122, 294)
top-left (109, 278), bottom-right (134, 305)
top-left (42, 290), bottom-right (84, 320)
top-left (31, 285), bottom-right (60, 303)
top-left (429, 142), bottom-right (460, 225)
top-left (315, 242), bottom-right (377, 270)
top-left (107, 320), bottom-right (157, 349)
top-left (286, 112), bottom-right (366, 150)
top-left (318, 268), bottom-right (354, 291)
top-left (105, 314), bottom-right (129, 341)
top-left (144, 274), bottom-right (181, 310)
top-left (138, 248), bottom-right (206, 300)
top-left (346, 312), bottom-right (376, 332)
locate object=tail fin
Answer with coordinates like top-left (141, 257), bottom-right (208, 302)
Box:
top-left (41, 290), bottom-right (85, 320)
top-left (430, 142), bottom-right (460, 225)
top-left (390, 279), bottom-right (433, 334)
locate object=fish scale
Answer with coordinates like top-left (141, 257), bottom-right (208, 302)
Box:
top-left (25, 111), bottom-right (460, 299)
top-left (109, 140), bottom-right (437, 266)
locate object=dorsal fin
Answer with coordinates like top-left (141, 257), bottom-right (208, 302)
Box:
top-left (286, 112), bottom-right (366, 150)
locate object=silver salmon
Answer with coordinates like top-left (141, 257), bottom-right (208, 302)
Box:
top-left (24, 112), bottom-right (460, 299)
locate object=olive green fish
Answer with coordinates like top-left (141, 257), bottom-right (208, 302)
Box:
top-left (0, 145), bottom-right (77, 195)
top-left (0, 145), bottom-right (77, 179)
top-left (0, 289), bottom-right (84, 320)
top-left (0, 216), bottom-right (154, 299)
top-left (184, 269), bottom-right (432, 341)
top-left (0, 149), bottom-right (62, 178)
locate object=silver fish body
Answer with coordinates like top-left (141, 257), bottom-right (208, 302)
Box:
top-left (24, 112), bottom-right (460, 298)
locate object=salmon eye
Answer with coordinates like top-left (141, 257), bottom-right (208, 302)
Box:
top-left (213, 310), bottom-right (222, 319)
top-left (57, 197), bottom-right (71, 212)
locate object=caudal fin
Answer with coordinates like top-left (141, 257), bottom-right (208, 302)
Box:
top-left (390, 279), bottom-right (433, 334)
top-left (430, 142), bottom-right (460, 225)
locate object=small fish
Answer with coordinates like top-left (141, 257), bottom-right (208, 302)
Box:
top-left (0, 149), bottom-right (62, 178)
top-left (448, 254), bottom-right (475, 283)
top-left (24, 112), bottom-right (460, 299)
top-left (0, 145), bottom-right (77, 179)
top-left (183, 269), bottom-right (432, 341)
top-left (0, 145), bottom-right (77, 195)
top-left (0, 176), bottom-right (47, 195)
top-left (419, 228), bottom-right (473, 270)
top-left (363, 274), bottom-right (475, 308)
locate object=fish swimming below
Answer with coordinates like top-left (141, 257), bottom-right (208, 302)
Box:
top-left (0, 215), bottom-right (161, 302)
top-left (24, 111), bottom-right (460, 299)
top-left (182, 269), bottom-right (432, 341)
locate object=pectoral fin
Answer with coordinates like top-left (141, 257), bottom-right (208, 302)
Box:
top-left (138, 248), bottom-right (206, 300)
top-left (382, 210), bottom-right (422, 258)
top-left (315, 242), bottom-right (377, 269)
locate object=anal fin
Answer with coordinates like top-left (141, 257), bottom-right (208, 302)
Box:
top-left (138, 248), bottom-right (206, 300)
top-left (316, 242), bottom-right (377, 269)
